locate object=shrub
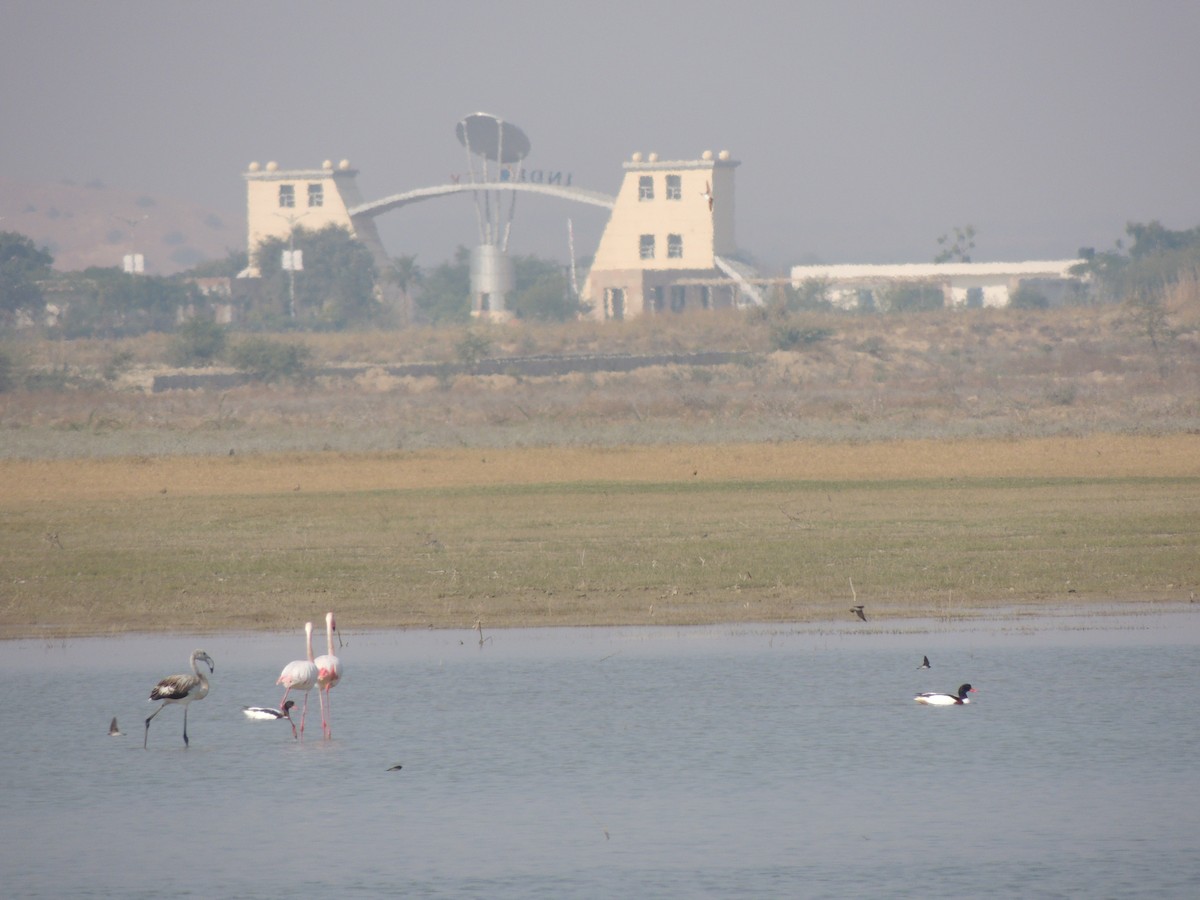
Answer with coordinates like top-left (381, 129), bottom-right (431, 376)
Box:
top-left (455, 331), bottom-right (492, 369)
top-left (169, 318), bottom-right (228, 367)
top-left (770, 324), bottom-right (834, 351)
top-left (1010, 287), bottom-right (1050, 310)
top-left (877, 284), bottom-right (944, 313)
top-left (226, 337), bottom-right (312, 383)
top-left (0, 346), bottom-right (16, 392)
top-left (103, 350), bottom-right (136, 382)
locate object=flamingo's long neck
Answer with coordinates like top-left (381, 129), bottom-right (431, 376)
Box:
top-left (190, 653), bottom-right (207, 689)
top-left (326, 616), bottom-right (336, 657)
top-left (306, 623), bottom-right (315, 663)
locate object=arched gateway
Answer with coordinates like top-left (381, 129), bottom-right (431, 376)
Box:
top-left (242, 135), bottom-right (759, 321)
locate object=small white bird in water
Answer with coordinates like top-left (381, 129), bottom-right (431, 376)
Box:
top-left (242, 700), bottom-right (296, 720)
top-left (108, 717), bottom-right (124, 736)
top-left (243, 700), bottom-right (297, 738)
top-left (915, 683), bottom-right (975, 706)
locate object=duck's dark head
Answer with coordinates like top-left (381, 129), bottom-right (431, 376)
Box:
top-left (958, 684), bottom-right (976, 698)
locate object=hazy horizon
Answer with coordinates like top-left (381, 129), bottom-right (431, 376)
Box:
top-left (3, 1), bottom-right (1198, 273)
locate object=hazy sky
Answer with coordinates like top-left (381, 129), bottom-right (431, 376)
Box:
top-left (4, 1), bottom-right (1198, 272)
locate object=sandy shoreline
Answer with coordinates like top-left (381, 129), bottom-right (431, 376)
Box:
top-left (4, 434), bottom-right (1200, 504)
top-left (10, 602), bottom-right (1200, 656)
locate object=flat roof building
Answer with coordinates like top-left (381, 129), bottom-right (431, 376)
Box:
top-left (581, 150), bottom-right (763, 320)
top-left (241, 159), bottom-right (390, 278)
top-left (790, 260), bottom-right (1088, 309)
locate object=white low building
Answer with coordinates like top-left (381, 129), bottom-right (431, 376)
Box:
top-left (789, 260), bottom-right (1088, 309)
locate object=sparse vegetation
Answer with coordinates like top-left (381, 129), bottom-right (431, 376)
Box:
top-left (770, 323), bottom-right (833, 350)
top-left (1010, 286), bottom-right (1050, 309)
top-left (225, 337), bottom-right (312, 383)
top-left (102, 349), bottom-right (136, 382)
top-left (0, 230), bottom-right (54, 328)
top-left (454, 330), bottom-right (492, 369)
top-left (0, 345), bottom-right (16, 392)
top-left (1, 223), bottom-right (1199, 639)
top-left (935, 224), bottom-right (977, 263)
top-left (0, 296), bottom-right (1197, 457)
top-left (168, 317), bottom-right (227, 367)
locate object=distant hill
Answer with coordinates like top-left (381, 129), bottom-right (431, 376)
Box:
top-left (0, 176), bottom-right (243, 275)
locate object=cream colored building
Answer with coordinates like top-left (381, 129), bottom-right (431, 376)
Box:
top-left (241, 159), bottom-right (390, 277)
top-left (788, 260), bottom-right (1088, 309)
top-left (240, 152), bottom-right (764, 320)
top-left (239, 155), bottom-right (1087, 321)
top-left (581, 150), bottom-right (762, 320)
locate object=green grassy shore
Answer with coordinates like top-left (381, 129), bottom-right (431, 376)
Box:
top-left (3, 435), bottom-right (1197, 639)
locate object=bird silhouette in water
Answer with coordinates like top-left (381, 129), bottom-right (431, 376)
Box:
top-left (108, 717), bottom-right (124, 736)
top-left (850, 605), bottom-right (867, 622)
top-left (918, 655), bottom-right (931, 669)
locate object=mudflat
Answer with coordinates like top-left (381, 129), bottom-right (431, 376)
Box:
top-left (3, 434), bottom-right (1198, 638)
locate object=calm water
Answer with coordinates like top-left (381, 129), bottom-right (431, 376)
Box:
top-left (3, 608), bottom-right (1199, 898)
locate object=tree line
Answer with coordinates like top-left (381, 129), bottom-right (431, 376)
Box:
top-left (0, 224), bottom-right (585, 340)
top-left (3, 220), bottom-right (1199, 343)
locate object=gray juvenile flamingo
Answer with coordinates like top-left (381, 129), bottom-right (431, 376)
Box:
top-left (144, 649), bottom-right (214, 748)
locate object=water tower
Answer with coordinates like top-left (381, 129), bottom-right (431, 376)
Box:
top-left (455, 112), bottom-right (531, 319)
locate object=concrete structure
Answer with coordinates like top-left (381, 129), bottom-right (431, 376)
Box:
top-left (241, 159), bottom-right (390, 277)
top-left (243, 152), bottom-right (1087, 323)
top-left (241, 151), bottom-right (764, 322)
top-left (789, 260), bottom-right (1088, 310)
top-left (581, 150), bottom-right (762, 320)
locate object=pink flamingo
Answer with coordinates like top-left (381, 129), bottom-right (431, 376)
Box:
top-left (314, 611), bottom-right (343, 739)
top-left (277, 622), bottom-right (319, 739)
top-left (144, 649), bottom-right (214, 749)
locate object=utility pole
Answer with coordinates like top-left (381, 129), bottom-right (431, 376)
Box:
top-left (275, 211), bottom-right (309, 318)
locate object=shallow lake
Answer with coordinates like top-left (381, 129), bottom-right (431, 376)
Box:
top-left (3, 607), bottom-right (1200, 898)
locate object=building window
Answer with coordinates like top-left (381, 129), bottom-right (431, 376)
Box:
top-left (307, 183), bottom-right (324, 207)
top-left (667, 234), bottom-right (683, 258)
top-left (670, 285), bottom-right (686, 312)
top-left (278, 184), bottom-right (295, 208)
top-left (639, 234), bottom-right (655, 260)
top-left (638, 176), bottom-right (654, 201)
top-left (665, 174), bottom-right (681, 200)
top-left (699, 285), bottom-right (711, 309)
top-left (650, 286), bottom-right (665, 312)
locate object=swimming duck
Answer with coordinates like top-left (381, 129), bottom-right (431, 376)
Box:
top-left (915, 683), bottom-right (975, 705)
